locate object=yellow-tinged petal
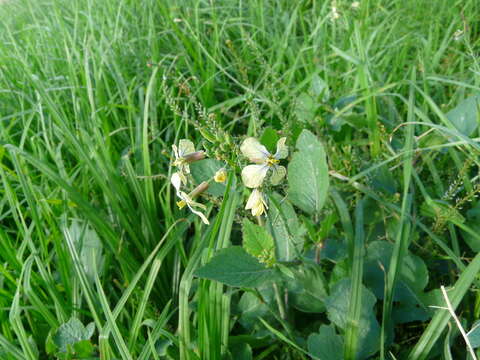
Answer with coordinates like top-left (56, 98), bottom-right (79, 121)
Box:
top-left (270, 165), bottom-right (286, 185)
top-left (188, 205), bottom-right (210, 224)
top-left (240, 137), bottom-right (269, 164)
top-left (178, 139), bottom-right (195, 156)
top-left (171, 172), bottom-right (183, 193)
top-left (175, 191), bottom-right (210, 224)
top-left (273, 137), bottom-right (288, 159)
top-left (245, 189), bottom-right (267, 216)
top-left (214, 168), bottom-right (227, 183)
top-left (241, 164), bottom-right (269, 188)
top-left (172, 144), bottom-right (180, 160)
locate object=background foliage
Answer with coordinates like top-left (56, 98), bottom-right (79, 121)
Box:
top-left (1, 0), bottom-right (480, 359)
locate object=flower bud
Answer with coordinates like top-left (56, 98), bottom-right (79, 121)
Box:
top-left (190, 181), bottom-right (209, 198)
top-left (183, 151), bottom-right (205, 163)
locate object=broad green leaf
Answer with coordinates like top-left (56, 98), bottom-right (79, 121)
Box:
top-left (190, 159), bottom-right (228, 197)
top-left (368, 164), bottom-right (397, 196)
top-left (73, 340), bottom-right (95, 358)
top-left (446, 93), bottom-right (480, 136)
top-left (295, 93), bottom-right (316, 123)
top-left (364, 241), bottom-right (431, 324)
top-left (364, 241), bottom-right (429, 299)
top-left (242, 219), bottom-right (275, 265)
top-left (326, 278), bottom-right (380, 359)
top-left (307, 325), bottom-right (343, 360)
top-left (53, 318), bottom-right (95, 353)
top-left (468, 321), bottom-right (480, 348)
top-left (229, 343), bottom-right (253, 360)
top-left (392, 302), bottom-right (430, 324)
top-left (288, 130), bottom-right (329, 215)
top-left (408, 251), bottom-right (480, 360)
top-left (310, 74), bottom-right (330, 101)
top-left (194, 247), bottom-right (278, 287)
top-left (237, 290), bottom-right (274, 330)
top-left (285, 265), bottom-right (328, 313)
top-left (267, 193), bottom-right (305, 261)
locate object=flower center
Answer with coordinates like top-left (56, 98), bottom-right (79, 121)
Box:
top-left (266, 157), bottom-right (279, 167)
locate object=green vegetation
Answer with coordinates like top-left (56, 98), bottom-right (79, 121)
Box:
top-left (1, 0), bottom-right (480, 358)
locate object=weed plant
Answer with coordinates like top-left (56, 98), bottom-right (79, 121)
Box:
top-left (1, 0), bottom-right (480, 359)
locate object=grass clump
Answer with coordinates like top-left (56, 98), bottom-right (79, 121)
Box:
top-left (1, 0), bottom-right (480, 359)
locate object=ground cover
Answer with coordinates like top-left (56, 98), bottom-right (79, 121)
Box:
top-left (1, 0), bottom-right (480, 359)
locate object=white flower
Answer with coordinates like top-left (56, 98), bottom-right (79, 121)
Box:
top-left (171, 172), bottom-right (210, 225)
top-left (351, 1), bottom-right (360, 9)
top-left (454, 29), bottom-right (464, 41)
top-left (245, 189), bottom-right (268, 217)
top-left (214, 168), bottom-right (227, 183)
top-left (172, 139), bottom-right (205, 183)
top-left (331, 6), bottom-right (340, 19)
top-left (240, 137), bottom-right (288, 188)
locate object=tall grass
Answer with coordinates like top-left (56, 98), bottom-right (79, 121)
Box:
top-left (1, 0), bottom-right (480, 358)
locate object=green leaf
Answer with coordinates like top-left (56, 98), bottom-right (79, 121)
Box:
top-left (368, 164), bottom-right (397, 196)
top-left (237, 291), bottom-right (273, 330)
top-left (229, 343), bottom-right (253, 360)
top-left (364, 241), bottom-right (432, 324)
top-left (45, 330), bottom-right (57, 355)
top-left (310, 74), bottom-right (330, 101)
top-left (267, 193), bottom-right (305, 261)
top-left (288, 130), bottom-right (329, 215)
top-left (420, 198), bottom-right (465, 224)
top-left (295, 93), bottom-right (316, 123)
top-left (260, 127), bottom-right (279, 153)
top-left (317, 211), bottom-right (339, 241)
top-left (68, 221), bottom-right (104, 282)
top-left (53, 318), bottom-right (95, 353)
top-left (364, 241), bottom-right (429, 299)
top-left (242, 219), bottom-right (275, 265)
top-left (307, 325), bottom-right (343, 360)
top-left (190, 159), bottom-right (228, 197)
top-left (325, 278), bottom-right (380, 359)
top-left (408, 251), bottom-right (480, 360)
top-left (194, 247), bottom-right (278, 287)
top-left (446, 93), bottom-right (480, 136)
top-left (73, 340), bottom-right (95, 358)
top-left (285, 265), bottom-right (328, 313)
top-left (468, 321), bottom-right (480, 348)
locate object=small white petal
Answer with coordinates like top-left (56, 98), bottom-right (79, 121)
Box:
top-left (188, 206), bottom-right (210, 224)
top-left (245, 189), bottom-right (260, 209)
top-left (252, 203), bottom-right (265, 217)
top-left (241, 164), bottom-right (269, 188)
top-left (175, 191), bottom-right (209, 224)
top-left (245, 189), bottom-right (267, 216)
top-left (270, 165), bottom-right (286, 185)
top-left (240, 137), bottom-right (269, 164)
top-left (171, 172), bottom-right (182, 193)
top-left (273, 137), bottom-right (288, 159)
top-left (172, 144), bottom-right (179, 159)
top-left (178, 139), bottom-right (195, 157)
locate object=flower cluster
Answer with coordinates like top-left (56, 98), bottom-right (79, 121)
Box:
top-left (170, 139), bottom-right (210, 224)
top-left (169, 135), bottom-right (288, 223)
top-left (240, 137), bottom-right (288, 217)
